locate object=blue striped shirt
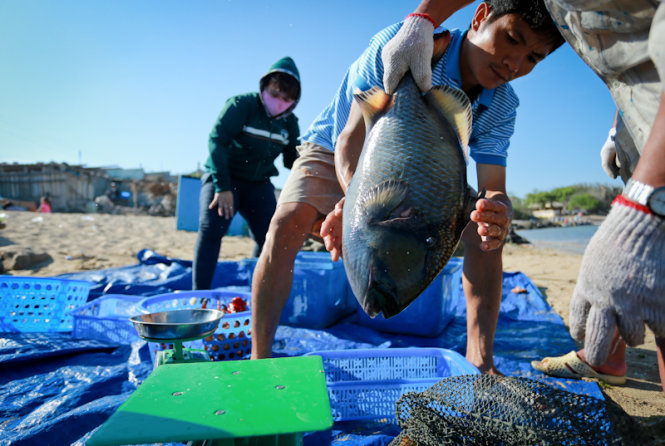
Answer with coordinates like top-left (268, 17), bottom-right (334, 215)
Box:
top-left (302, 24), bottom-right (519, 166)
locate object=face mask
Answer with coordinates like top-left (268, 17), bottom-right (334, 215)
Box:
top-left (262, 89), bottom-right (294, 117)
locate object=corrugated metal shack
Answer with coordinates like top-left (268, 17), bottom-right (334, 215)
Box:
top-left (0, 163), bottom-right (109, 212)
top-left (0, 162), bottom-right (179, 214)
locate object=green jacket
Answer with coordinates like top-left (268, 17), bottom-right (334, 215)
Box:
top-left (205, 57), bottom-right (301, 192)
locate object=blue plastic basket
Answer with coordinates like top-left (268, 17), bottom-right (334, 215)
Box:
top-left (246, 251), bottom-right (355, 329)
top-left (354, 257), bottom-right (463, 336)
top-left (305, 348), bottom-right (479, 421)
top-left (71, 294), bottom-right (146, 344)
top-left (138, 289), bottom-right (252, 363)
top-left (0, 276), bottom-right (92, 332)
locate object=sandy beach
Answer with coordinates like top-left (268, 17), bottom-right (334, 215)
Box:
top-left (1, 210), bottom-right (664, 437)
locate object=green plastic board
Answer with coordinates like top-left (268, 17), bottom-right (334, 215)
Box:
top-left (87, 356), bottom-right (332, 445)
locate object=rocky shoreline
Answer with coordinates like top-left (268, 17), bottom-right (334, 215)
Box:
top-left (512, 214), bottom-right (605, 230)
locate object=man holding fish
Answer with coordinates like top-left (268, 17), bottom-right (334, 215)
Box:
top-left (390, 0), bottom-right (665, 393)
top-left (251, 0), bottom-right (565, 376)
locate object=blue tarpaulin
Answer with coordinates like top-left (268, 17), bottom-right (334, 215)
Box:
top-left (0, 251), bottom-right (602, 445)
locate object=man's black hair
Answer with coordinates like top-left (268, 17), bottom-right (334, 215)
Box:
top-left (485, 0), bottom-right (565, 51)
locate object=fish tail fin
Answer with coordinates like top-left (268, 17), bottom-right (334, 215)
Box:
top-left (425, 85), bottom-right (472, 162)
top-left (353, 86), bottom-right (393, 128)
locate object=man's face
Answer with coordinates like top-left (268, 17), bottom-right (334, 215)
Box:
top-left (463, 5), bottom-right (554, 90)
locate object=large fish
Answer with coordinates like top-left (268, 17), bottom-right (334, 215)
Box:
top-left (342, 71), bottom-right (476, 319)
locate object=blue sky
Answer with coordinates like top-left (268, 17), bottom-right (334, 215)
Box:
top-left (0, 0), bottom-right (618, 198)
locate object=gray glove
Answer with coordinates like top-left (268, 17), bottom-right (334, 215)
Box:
top-left (599, 128), bottom-right (619, 179)
top-left (382, 14), bottom-right (434, 94)
top-left (570, 200), bottom-right (665, 366)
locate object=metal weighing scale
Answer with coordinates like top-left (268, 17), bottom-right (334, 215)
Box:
top-left (87, 308), bottom-right (333, 446)
top-left (130, 308), bottom-right (221, 367)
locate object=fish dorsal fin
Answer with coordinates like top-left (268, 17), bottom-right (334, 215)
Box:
top-left (426, 84), bottom-right (472, 162)
top-left (431, 30), bottom-right (451, 67)
top-left (360, 179), bottom-right (409, 217)
top-left (353, 86), bottom-right (393, 128)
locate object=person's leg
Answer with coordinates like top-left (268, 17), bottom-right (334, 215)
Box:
top-left (192, 174), bottom-right (233, 290)
top-left (237, 180), bottom-right (276, 258)
top-left (461, 221), bottom-right (502, 374)
top-left (250, 142), bottom-right (342, 359)
top-left (250, 202), bottom-right (321, 359)
top-left (656, 336), bottom-right (665, 395)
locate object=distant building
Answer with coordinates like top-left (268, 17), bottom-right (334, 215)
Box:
top-left (0, 162), bottom-right (108, 212)
top-left (0, 162), bottom-right (177, 213)
top-left (104, 167), bottom-right (146, 181)
top-left (529, 202), bottom-right (565, 220)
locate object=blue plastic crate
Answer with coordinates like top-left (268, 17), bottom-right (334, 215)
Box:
top-left (138, 289), bottom-right (252, 363)
top-left (353, 257), bottom-right (463, 336)
top-left (209, 258), bottom-right (256, 290)
top-left (176, 175), bottom-right (249, 235)
top-left (247, 251), bottom-right (355, 329)
top-left (306, 348), bottom-right (479, 421)
top-left (0, 276), bottom-right (91, 332)
top-left (71, 294), bottom-right (145, 344)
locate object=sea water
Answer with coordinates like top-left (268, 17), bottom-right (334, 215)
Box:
top-left (514, 224), bottom-right (599, 255)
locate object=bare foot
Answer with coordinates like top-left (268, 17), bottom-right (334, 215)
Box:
top-left (577, 349), bottom-right (626, 377)
top-left (576, 329), bottom-right (627, 377)
top-left (470, 360), bottom-right (503, 376)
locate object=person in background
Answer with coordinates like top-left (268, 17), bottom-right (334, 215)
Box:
top-left (251, 0), bottom-right (564, 377)
top-left (37, 196), bottom-right (52, 213)
top-left (193, 57), bottom-right (301, 290)
top-left (106, 182), bottom-right (120, 205)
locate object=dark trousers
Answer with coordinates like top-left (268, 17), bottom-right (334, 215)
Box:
top-left (193, 173), bottom-right (276, 290)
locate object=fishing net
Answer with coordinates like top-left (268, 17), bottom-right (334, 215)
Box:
top-left (389, 374), bottom-right (648, 446)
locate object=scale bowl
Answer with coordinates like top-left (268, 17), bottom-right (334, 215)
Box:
top-left (130, 309), bottom-right (224, 342)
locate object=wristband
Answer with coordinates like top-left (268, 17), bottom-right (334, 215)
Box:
top-left (613, 194), bottom-right (653, 215)
top-left (407, 12), bottom-right (437, 27)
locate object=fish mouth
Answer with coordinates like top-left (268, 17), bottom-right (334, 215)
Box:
top-left (362, 265), bottom-right (401, 318)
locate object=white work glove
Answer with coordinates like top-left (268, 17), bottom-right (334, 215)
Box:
top-left (382, 14), bottom-right (434, 94)
top-left (600, 128), bottom-right (620, 179)
top-left (569, 199), bottom-right (665, 366)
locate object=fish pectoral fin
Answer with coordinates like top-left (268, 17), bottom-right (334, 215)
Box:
top-left (360, 179), bottom-right (409, 221)
top-left (353, 86), bottom-right (393, 127)
top-left (425, 85), bottom-right (473, 162)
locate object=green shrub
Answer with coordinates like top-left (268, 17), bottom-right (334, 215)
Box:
top-left (568, 193), bottom-right (602, 212)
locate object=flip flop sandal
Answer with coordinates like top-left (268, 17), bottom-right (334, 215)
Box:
top-left (531, 351), bottom-right (626, 385)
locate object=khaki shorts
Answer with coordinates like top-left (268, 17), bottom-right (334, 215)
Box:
top-left (277, 142), bottom-right (344, 216)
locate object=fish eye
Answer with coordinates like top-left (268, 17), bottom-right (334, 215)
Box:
top-left (425, 237), bottom-right (435, 247)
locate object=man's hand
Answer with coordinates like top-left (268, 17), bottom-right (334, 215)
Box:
top-left (470, 197), bottom-right (512, 251)
top-left (569, 201), bottom-right (665, 366)
top-left (209, 190), bottom-right (234, 219)
top-left (321, 197), bottom-right (345, 262)
top-left (600, 128), bottom-right (620, 179)
top-left (382, 14), bottom-right (435, 94)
